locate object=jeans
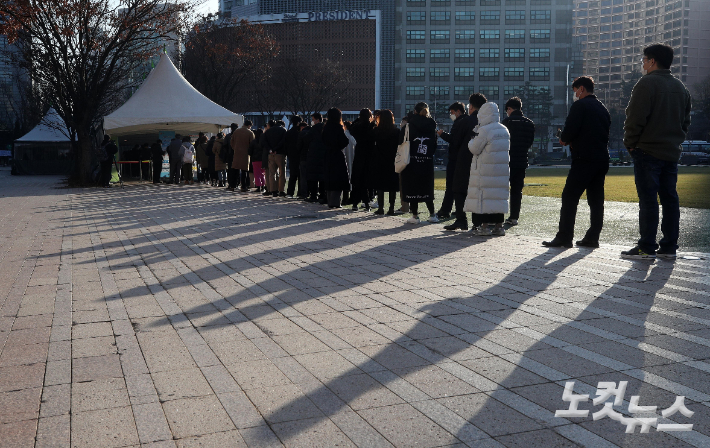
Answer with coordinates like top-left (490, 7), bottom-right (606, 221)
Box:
top-left (632, 150), bottom-right (680, 253)
top-left (509, 163), bottom-right (527, 220)
top-left (555, 159), bottom-right (609, 243)
top-left (438, 160), bottom-right (456, 216)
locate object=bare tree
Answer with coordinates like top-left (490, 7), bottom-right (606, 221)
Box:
top-left (279, 58), bottom-right (353, 118)
top-left (0, 0), bottom-right (198, 184)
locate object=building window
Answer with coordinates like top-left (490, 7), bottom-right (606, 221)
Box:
top-left (530, 10), bottom-right (551, 24)
top-left (479, 48), bottom-right (500, 62)
top-left (430, 30), bottom-right (450, 43)
top-left (430, 11), bottom-right (451, 24)
top-left (406, 30), bottom-right (425, 43)
top-left (406, 86), bottom-right (425, 99)
top-left (480, 29), bottom-right (500, 43)
top-left (530, 29), bottom-right (551, 43)
top-left (431, 0), bottom-right (451, 5)
top-left (430, 48), bottom-right (450, 62)
top-left (406, 49), bottom-right (425, 63)
top-left (454, 48), bottom-right (475, 62)
top-left (430, 67), bottom-right (450, 80)
top-left (479, 86), bottom-right (499, 99)
top-left (506, 0), bottom-right (526, 5)
top-left (505, 29), bottom-right (525, 43)
top-left (455, 86), bottom-right (474, 97)
top-left (504, 48), bottom-right (525, 62)
top-left (430, 86), bottom-right (450, 97)
top-left (529, 48), bottom-right (550, 61)
top-left (504, 67), bottom-right (525, 80)
top-left (406, 0), bottom-right (426, 5)
top-left (506, 10), bottom-right (526, 24)
top-left (456, 29), bottom-right (476, 43)
top-left (480, 11), bottom-right (501, 24)
top-left (455, 11), bottom-right (475, 24)
top-left (479, 67), bottom-right (499, 80)
top-left (406, 68), bottom-right (426, 80)
top-left (529, 67), bottom-right (550, 80)
top-left (480, 0), bottom-right (501, 5)
top-left (455, 67), bottom-right (476, 80)
top-left (504, 85), bottom-right (523, 97)
top-left (407, 11), bottom-right (426, 24)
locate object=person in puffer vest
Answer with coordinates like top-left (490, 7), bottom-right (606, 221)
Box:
top-left (463, 102), bottom-right (511, 236)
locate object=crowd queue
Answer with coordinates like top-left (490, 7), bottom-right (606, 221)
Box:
top-left (127, 44), bottom-right (690, 260)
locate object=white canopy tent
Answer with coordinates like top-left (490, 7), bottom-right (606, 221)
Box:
top-left (104, 54), bottom-right (242, 136)
top-left (15, 108), bottom-right (70, 143)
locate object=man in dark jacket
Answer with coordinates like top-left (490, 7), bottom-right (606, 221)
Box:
top-left (543, 76), bottom-right (611, 249)
top-left (263, 120), bottom-right (287, 196)
top-left (297, 123), bottom-right (311, 199)
top-left (436, 102), bottom-right (468, 221)
top-left (303, 113), bottom-right (327, 203)
top-left (225, 122), bottom-right (239, 190)
top-left (150, 139), bottom-right (165, 184)
top-left (100, 135), bottom-right (119, 187)
top-left (621, 44), bottom-right (692, 260)
top-left (502, 97), bottom-right (536, 226)
top-left (285, 116), bottom-right (303, 198)
top-left (166, 135), bottom-right (183, 184)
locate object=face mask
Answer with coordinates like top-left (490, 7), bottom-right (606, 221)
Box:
top-left (450, 114), bottom-right (456, 121)
top-left (573, 92), bottom-right (579, 102)
top-left (311, 120), bottom-right (316, 126)
top-left (641, 67), bottom-right (648, 76)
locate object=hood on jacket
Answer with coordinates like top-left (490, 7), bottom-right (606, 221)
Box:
top-left (476, 103), bottom-right (501, 127)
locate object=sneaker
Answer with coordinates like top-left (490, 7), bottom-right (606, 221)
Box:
top-left (504, 218), bottom-right (518, 226)
top-left (656, 248), bottom-right (677, 259)
top-left (428, 214), bottom-right (439, 223)
top-left (475, 226), bottom-right (492, 236)
top-left (369, 201), bottom-right (379, 209)
top-left (491, 227), bottom-right (506, 236)
top-left (621, 246), bottom-right (656, 260)
top-left (406, 215), bottom-right (420, 224)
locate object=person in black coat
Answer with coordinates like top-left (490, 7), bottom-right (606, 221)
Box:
top-left (436, 102), bottom-right (469, 220)
top-left (544, 76), bottom-right (611, 248)
top-left (150, 139), bottom-right (164, 184)
top-left (206, 136), bottom-right (216, 186)
top-left (368, 110), bottom-right (400, 215)
top-left (321, 108), bottom-right (351, 208)
top-left (285, 116), bottom-right (303, 197)
top-left (399, 103), bottom-right (438, 223)
top-left (303, 113), bottom-right (327, 203)
top-left (502, 97), bottom-right (536, 226)
top-left (446, 93), bottom-right (488, 230)
top-left (349, 109), bottom-right (375, 211)
top-left (100, 135), bottom-right (118, 187)
top-left (296, 124), bottom-right (311, 199)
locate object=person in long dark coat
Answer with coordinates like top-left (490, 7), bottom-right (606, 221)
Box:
top-left (399, 102), bottom-right (438, 223)
top-left (450, 93), bottom-right (487, 229)
top-left (206, 136), bottom-right (216, 186)
top-left (321, 108), bottom-right (351, 208)
top-left (304, 113), bottom-right (327, 203)
top-left (368, 110), bottom-right (400, 215)
top-left (150, 139), bottom-right (164, 184)
top-left (349, 109), bottom-right (375, 211)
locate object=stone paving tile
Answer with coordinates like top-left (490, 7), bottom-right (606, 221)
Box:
top-left (358, 403), bottom-right (459, 447)
top-left (71, 406), bottom-right (139, 448)
top-left (162, 395), bottom-right (236, 439)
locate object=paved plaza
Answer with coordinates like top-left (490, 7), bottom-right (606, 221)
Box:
top-left (2, 172), bottom-right (710, 448)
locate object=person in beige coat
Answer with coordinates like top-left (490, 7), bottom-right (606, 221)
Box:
top-left (230, 121), bottom-right (255, 192)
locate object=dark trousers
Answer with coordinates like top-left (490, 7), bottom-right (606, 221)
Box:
top-left (438, 160), bottom-right (456, 216)
top-left (454, 192), bottom-right (467, 223)
top-left (509, 163), bottom-right (527, 220)
top-left (100, 161), bottom-right (113, 187)
top-left (308, 181), bottom-right (326, 200)
top-left (377, 191), bottom-right (397, 211)
top-left (287, 157), bottom-right (300, 196)
top-left (632, 151), bottom-right (680, 253)
top-left (152, 160), bottom-right (162, 183)
top-left (169, 157), bottom-right (181, 183)
top-left (327, 190), bottom-right (342, 207)
top-left (298, 162), bottom-right (308, 197)
top-left (555, 159), bottom-right (609, 243)
top-left (411, 200), bottom-right (435, 216)
top-left (228, 168), bottom-right (248, 189)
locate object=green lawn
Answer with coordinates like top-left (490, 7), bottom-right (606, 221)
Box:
top-left (434, 166), bottom-right (710, 209)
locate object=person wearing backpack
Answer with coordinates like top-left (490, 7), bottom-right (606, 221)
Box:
top-left (180, 136), bottom-right (195, 185)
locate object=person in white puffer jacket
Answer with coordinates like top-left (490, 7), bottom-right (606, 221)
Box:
top-left (463, 102), bottom-right (511, 236)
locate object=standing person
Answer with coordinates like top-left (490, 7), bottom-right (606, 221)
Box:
top-left (297, 123), bottom-right (311, 199)
top-left (206, 136), bottom-right (216, 185)
top-left (368, 110), bottom-right (400, 215)
top-left (285, 116), bottom-right (303, 198)
top-left (543, 76), bottom-right (611, 248)
top-left (621, 44), bottom-right (692, 260)
top-left (400, 102), bottom-right (438, 223)
top-left (449, 93), bottom-right (487, 230)
top-left (343, 121), bottom-right (356, 205)
top-left (195, 134), bottom-right (208, 184)
top-left (464, 102), bottom-right (511, 236)
top-left (212, 132), bottom-right (227, 187)
top-left (181, 136), bottom-right (195, 185)
top-left (99, 135), bottom-right (118, 187)
top-left (397, 116), bottom-right (410, 214)
top-left (304, 113), bottom-right (327, 203)
top-left (436, 102), bottom-right (468, 221)
top-left (231, 120), bottom-right (255, 192)
top-left (224, 123), bottom-right (237, 189)
top-left (249, 128), bottom-right (265, 192)
top-left (502, 96), bottom-right (536, 226)
top-left (349, 109), bottom-right (375, 211)
top-left (321, 108), bottom-right (351, 208)
top-left (150, 139), bottom-right (164, 184)
top-left (266, 120), bottom-right (288, 196)
top-left (167, 134), bottom-right (183, 184)
top-left (261, 122), bottom-right (272, 195)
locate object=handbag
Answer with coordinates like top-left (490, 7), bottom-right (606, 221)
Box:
top-left (394, 124), bottom-right (410, 174)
